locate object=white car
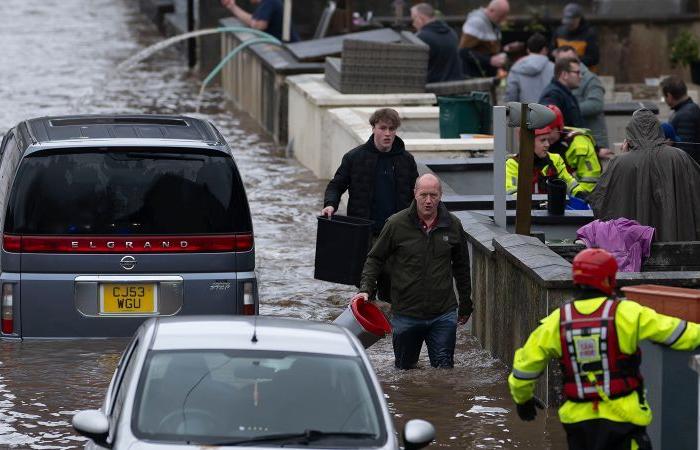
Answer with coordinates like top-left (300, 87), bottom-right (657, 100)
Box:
top-left (72, 316), bottom-right (435, 449)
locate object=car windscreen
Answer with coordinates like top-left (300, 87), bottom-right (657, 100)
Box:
top-left (4, 148), bottom-right (252, 235)
top-left (132, 350), bottom-right (386, 446)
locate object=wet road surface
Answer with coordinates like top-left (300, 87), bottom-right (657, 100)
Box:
top-left (0, 0), bottom-right (566, 448)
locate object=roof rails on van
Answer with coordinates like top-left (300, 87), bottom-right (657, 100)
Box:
top-left (24, 115), bottom-right (221, 144)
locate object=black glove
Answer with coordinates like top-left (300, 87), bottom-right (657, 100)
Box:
top-left (516, 397), bottom-right (545, 421)
top-left (574, 190), bottom-right (589, 201)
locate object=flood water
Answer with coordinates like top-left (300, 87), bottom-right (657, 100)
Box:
top-left (0, 1), bottom-right (566, 448)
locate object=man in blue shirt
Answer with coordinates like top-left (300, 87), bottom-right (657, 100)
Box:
top-left (221, 0), bottom-right (300, 42)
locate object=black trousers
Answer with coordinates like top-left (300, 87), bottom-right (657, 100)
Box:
top-left (563, 419), bottom-right (651, 450)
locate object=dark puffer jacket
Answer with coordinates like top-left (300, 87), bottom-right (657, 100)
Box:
top-left (323, 136), bottom-right (418, 226)
top-left (539, 79), bottom-right (583, 128)
top-left (669, 97), bottom-right (700, 164)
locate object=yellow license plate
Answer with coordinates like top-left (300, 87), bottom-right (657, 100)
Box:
top-left (100, 284), bottom-right (156, 314)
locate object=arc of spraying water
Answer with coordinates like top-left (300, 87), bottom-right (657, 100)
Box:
top-left (73, 26), bottom-right (281, 111)
top-left (196, 36), bottom-right (283, 112)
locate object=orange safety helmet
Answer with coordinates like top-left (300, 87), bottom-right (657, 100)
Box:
top-left (546, 104), bottom-right (565, 131)
top-left (572, 248), bottom-right (618, 295)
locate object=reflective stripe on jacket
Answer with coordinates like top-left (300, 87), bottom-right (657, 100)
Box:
top-left (560, 299), bottom-right (643, 401)
top-left (508, 296), bottom-right (700, 425)
top-left (505, 152), bottom-right (581, 196)
top-left (563, 127), bottom-right (601, 193)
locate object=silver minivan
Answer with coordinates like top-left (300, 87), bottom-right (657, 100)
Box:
top-left (0, 115), bottom-right (258, 339)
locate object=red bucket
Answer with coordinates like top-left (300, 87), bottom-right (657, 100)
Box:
top-left (333, 295), bottom-right (392, 348)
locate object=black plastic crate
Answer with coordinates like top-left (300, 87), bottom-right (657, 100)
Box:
top-left (314, 215), bottom-right (374, 286)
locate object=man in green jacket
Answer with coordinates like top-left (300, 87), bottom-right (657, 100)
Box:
top-left (357, 174), bottom-right (472, 369)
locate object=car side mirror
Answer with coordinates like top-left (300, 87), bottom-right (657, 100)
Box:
top-left (403, 419), bottom-right (436, 450)
top-left (72, 409), bottom-right (110, 447)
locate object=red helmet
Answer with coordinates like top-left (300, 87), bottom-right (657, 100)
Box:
top-left (572, 248), bottom-right (618, 295)
top-left (534, 126), bottom-right (552, 136)
top-left (546, 104), bottom-right (564, 131)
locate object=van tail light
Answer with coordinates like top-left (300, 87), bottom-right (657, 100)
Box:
top-left (242, 282), bottom-right (256, 315)
top-left (1, 234), bottom-right (254, 253)
top-left (1, 284), bottom-right (13, 334)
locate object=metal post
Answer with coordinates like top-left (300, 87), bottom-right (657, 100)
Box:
top-left (493, 106), bottom-right (507, 229)
top-left (282, 0), bottom-right (292, 42)
top-left (515, 103), bottom-right (534, 236)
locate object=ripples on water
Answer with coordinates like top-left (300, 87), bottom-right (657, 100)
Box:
top-left (0, 0), bottom-right (565, 448)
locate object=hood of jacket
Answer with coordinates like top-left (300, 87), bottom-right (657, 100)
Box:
top-left (366, 135), bottom-right (407, 156)
top-left (625, 109), bottom-right (666, 152)
top-left (510, 54), bottom-right (552, 76)
top-left (422, 20), bottom-right (453, 35)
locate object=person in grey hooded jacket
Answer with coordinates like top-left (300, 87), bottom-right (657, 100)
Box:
top-left (505, 33), bottom-right (553, 104)
top-left (556, 46), bottom-right (609, 148)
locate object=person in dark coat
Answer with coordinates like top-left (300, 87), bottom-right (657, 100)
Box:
top-left (411, 3), bottom-right (463, 83)
top-left (357, 174), bottom-right (472, 369)
top-left (551, 3), bottom-right (599, 70)
top-left (539, 57), bottom-right (583, 127)
top-left (589, 109), bottom-right (700, 242)
top-left (322, 108), bottom-right (418, 302)
top-left (322, 108), bottom-right (419, 233)
top-left (661, 75), bottom-right (700, 164)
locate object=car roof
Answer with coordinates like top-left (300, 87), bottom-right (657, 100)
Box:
top-left (23, 115), bottom-right (221, 145)
top-left (148, 316), bottom-right (361, 357)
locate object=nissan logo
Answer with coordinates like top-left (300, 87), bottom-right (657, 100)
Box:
top-left (120, 255), bottom-right (137, 271)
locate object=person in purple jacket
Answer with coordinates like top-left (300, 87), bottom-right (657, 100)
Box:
top-left (221, 0), bottom-right (300, 42)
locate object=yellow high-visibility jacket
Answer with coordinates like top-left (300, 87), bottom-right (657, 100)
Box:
top-left (562, 127), bottom-right (601, 194)
top-left (508, 296), bottom-right (700, 425)
top-left (505, 152), bottom-right (583, 196)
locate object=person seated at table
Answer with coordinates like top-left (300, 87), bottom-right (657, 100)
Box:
top-left (505, 126), bottom-right (587, 199)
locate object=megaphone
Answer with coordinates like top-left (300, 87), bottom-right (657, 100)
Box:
top-left (506, 102), bottom-right (556, 129)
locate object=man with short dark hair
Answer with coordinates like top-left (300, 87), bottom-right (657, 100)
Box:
top-left (556, 45), bottom-right (609, 149)
top-left (411, 3), bottom-right (463, 83)
top-left (539, 57), bottom-right (583, 127)
top-left (357, 174), bottom-right (472, 369)
top-left (221, 0), bottom-right (299, 42)
top-left (504, 32), bottom-right (553, 103)
top-left (661, 75), bottom-right (700, 163)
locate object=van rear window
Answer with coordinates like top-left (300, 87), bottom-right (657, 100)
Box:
top-left (4, 149), bottom-right (252, 235)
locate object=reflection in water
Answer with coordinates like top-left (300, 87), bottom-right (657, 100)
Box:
top-left (0, 0), bottom-right (565, 448)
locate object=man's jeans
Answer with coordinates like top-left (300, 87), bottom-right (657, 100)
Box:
top-left (391, 309), bottom-right (457, 369)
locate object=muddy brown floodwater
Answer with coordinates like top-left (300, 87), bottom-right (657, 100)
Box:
top-left (0, 0), bottom-right (566, 448)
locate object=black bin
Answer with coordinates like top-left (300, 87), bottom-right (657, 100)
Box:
top-left (314, 215), bottom-right (374, 286)
top-left (546, 178), bottom-right (567, 215)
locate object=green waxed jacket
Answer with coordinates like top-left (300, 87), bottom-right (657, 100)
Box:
top-left (359, 201), bottom-right (472, 319)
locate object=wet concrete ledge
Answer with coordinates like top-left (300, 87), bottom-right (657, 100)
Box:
top-left (459, 210), bottom-right (700, 405)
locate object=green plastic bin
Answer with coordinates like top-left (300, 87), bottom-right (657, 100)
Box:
top-left (438, 92), bottom-right (492, 138)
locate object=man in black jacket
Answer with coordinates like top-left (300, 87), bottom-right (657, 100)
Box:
top-left (322, 109), bottom-right (419, 301)
top-left (551, 3), bottom-right (599, 71)
top-left (411, 3), bottom-right (463, 83)
top-left (322, 108), bottom-right (419, 234)
top-left (661, 75), bottom-right (700, 164)
top-left (539, 57), bottom-right (583, 127)
top-left (321, 108), bottom-right (418, 235)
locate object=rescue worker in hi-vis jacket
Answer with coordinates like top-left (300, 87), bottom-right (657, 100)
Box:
top-left (508, 248), bottom-right (700, 450)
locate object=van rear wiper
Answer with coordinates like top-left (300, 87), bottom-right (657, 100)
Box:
top-left (204, 430), bottom-right (378, 446)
